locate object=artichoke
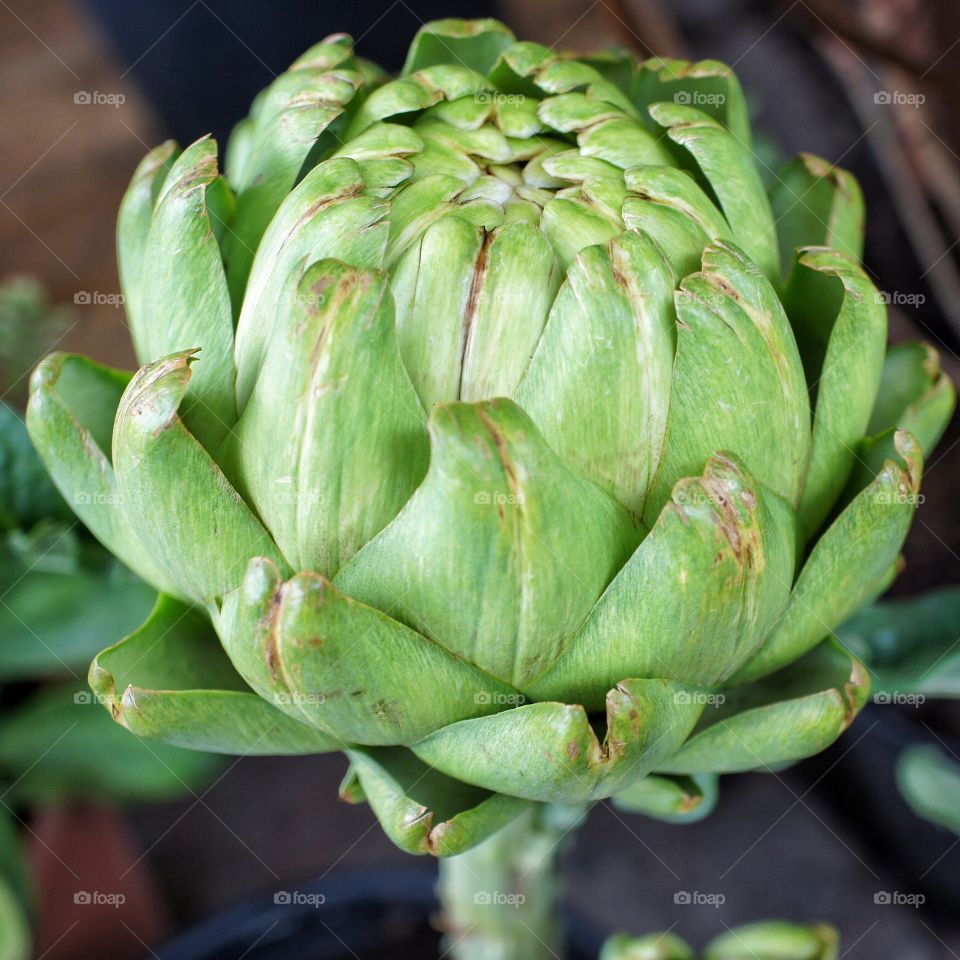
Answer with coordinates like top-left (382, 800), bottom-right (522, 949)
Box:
top-left (27, 18), bottom-right (954, 856)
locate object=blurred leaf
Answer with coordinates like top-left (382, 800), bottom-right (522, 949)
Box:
top-left (0, 403), bottom-right (67, 534)
top-left (0, 808), bottom-right (30, 915)
top-left (897, 744), bottom-right (960, 836)
top-left (0, 387), bottom-right (158, 680)
top-left (0, 276), bottom-right (71, 403)
top-left (836, 588), bottom-right (960, 697)
top-left (0, 881), bottom-right (30, 960)
top-left (2, 519), bottom-right (84, 574)
top-left (0, 685), bottom-right (220, 806)
top-left (0, 809), bottom-right (31, 960)
top-left (0, 564), bottom-right (155, 682)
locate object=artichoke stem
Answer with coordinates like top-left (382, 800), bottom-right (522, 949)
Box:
top-left (437, 804), bottom-right (586, 960)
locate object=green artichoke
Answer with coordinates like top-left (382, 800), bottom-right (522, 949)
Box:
top-left (27, 18), bottom-right (954, 856)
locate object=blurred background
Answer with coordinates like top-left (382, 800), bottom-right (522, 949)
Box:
top-left (2, 0), bottom-right (960, 957)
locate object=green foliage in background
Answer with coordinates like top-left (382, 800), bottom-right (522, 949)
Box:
top-left (0, 286), bottom-right (220, 959)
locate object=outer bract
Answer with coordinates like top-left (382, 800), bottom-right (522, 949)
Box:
top-left (28, 19), bottom-right (954, 856)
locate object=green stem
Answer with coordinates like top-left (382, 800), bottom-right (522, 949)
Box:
top-left (438, 804), bottom-right (585, 960)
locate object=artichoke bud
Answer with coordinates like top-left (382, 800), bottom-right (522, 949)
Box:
top-left (26, 17), bottom-right (953, 839)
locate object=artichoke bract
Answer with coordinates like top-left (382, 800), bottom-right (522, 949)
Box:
top-left (28, 19), bottom-right (954, 855)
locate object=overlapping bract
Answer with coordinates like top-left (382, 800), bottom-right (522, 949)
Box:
top-left (27, 18), bottom-right (954, 855)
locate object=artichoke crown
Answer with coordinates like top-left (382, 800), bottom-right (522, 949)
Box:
top-left (27, 19), bottom-right (954, 854)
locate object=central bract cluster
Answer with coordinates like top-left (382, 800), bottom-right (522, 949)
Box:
top-left (28, 19), bottom-right (954, 855)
